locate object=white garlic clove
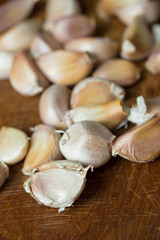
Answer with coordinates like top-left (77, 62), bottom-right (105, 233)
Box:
top-left (70, 77), bottom-right (125, 109)
top-left (46, 14), bottom-right (96, 44)
top-left (64, 37), bottom-right (119, 64)
top-left (0, 19), bottom-right (40, 52)
top-left (0, 51), bottom-right (16, 80)
top-left (145, 42), bottom-right (160, 75)
top-left (30, 32), bottom-right (61, 59)
top-left (93, 58), bottom-right (141, 87)
top-left (152, 24), bottom-right (160, 44)
top-left (0, 0), bottom-right (39, 33)
top-left (22, 125), bottom-right (63, 175)
top-left (36, 50), bottom-right (95, 85)
top-left (45, 0), bottom-right (81, 23)
top-left (115, 1), bottom-right (160, 26)
top-left (121, 16), bottom-right (152, 61)
top-left (0, 162), bottom-right (9, 189)
top-left (10, 50), bottom-right (49, 97)
top-left (24, 160), bottom-right (91, 210)
top-left (39, 84), bottom-right (70, 129)
top-left (60, 121), bottom-right (115, 168)
top-left (0, 127), bottom-right (29, 165)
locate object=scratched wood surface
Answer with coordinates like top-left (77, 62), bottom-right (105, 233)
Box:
top-left (1, 0), bottom-right (160, 240)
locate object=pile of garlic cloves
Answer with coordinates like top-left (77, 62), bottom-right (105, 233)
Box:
top-left (1, 0), bottom-right (160, 212)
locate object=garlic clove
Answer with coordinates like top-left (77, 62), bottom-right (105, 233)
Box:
top-left (0, 162), bottom-right (9, 189)
top-left (63, 100), bottom-right (128, 130)
top-left (0, 127), bottom-right (29, 165)
top-left (0, 0), bottom-right (39, 33)
top-left (0, 51), bottom-right (16, 80)
top-left (39, 84), bottom-right (70, 129)
top-left (30, 32), bottom-right (61, 59)
top-left (36, 50), bottom-right (95, 85)
top-left (112, 114), bottom-right (160, 163)
top-left (59, 121), bottom-right (115, 168)
top-left (45, 0), bottom-right (81, 24)
top-left (93, 58), bottom-right (141, 87)
top-left (145, 96), bottom-right (160, 115)
top-left (24, 160), bottom-right (91, 210)
top-left (121, 16), bottom-right (152, 61)
top-left (64, 37), bottom-right (119, 64)
top-left (22, 125), bottom-right (63, 175)
top-left (0, 19), bottom-right (40, 52)
top-left (45, 14), bottom-right (96, 44)
top-left (152, 24), bottom-right (160, 44)
top-left (10, 50), bottom-right (49, 97)
top-left (145, 42), bottom-right (160, 75)
top-left (115, 1), bottom-right (160, 26)
top-left (70, 77), bottom-right (125, 109)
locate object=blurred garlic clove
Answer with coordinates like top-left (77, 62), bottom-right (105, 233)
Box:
top-left (93, 59), bottom-right (140, 87)
top-left (0, 162), bottom-right (9, 188)
top-left (0, 127), bottom-right (29, 165)
top-left (60, 121), bottom-right (115, 168)
top-left (0, 0), bottom-right (39, 33)
top-left (63, 100), bottom-right (128, 130)
top-left (22, 125), bottom-right (63, 175)
top-left (121, 16), bottom-right (152, 61)
top-left (70, 77), bottom-right (125, 109)
top-left (36, 50), bottom-right (94, 85)
top-left (30, 32), bottom-right (61, 59)
top-left (0, 19), bottom-right (40, 52)
top-left (10, 50), bottom-right (49, 97)
top-left (39, 84), bottom-right (70, 129)
top-left (24, 160), bottom-right (91, 211)
top-left (0, 51), bottom-right (16, 80)
top-left (46, 14), bottom-right (96, 44)
top-left (152, 24), bottom-right (160, 44)
top-left (115, 1), bottom-right (160, 26)
top-left (64, 37), bottom-right (119, 64)
top-left (146, 96), bottom-right (160, 115)
top-left (45, 0), bottom-right (81, 23)
top-left (145, 42), bottom-right (160, 75)
top-left (112, 114), bottom-right (160, 163)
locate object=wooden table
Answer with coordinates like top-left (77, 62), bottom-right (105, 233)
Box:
top-left (1, 0), bottom-right (160, 239)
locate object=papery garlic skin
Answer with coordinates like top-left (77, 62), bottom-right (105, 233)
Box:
top-left (70, 77), bottom-right (125, 109)
top-left (36, 50), bottom-right (94, 85)
top-left (0, 51), bottom-right (15, 80)
top-left (0, 162), bottom-right (9, 188)
top-left (145, 43), bottom-right (160, 75)
top-left (65, 37), bottom-right (119, 64)
top-left (22, 125), bottom-right (63, 175)
top-left (60, 121), bottom-right (115, 168)
top-left (0, 127), bottom-right (29, 165)
top-left (112, 114), bottom-right (160, 163)
top-left (39, 84), bottom-right (70, 129)
top-left (24, 160), bottom-right (91, 210)
top-left (146, 96), bottom-right (160, 115)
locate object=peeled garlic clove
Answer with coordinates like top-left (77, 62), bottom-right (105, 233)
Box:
top-left (115, 1), bottom-right (160, 25)
top-left (45, 0), bottom-right (81, 23)
top-left (64, 37), bottom-right (119, 64)
top-left (0, 162), bottom-right (9, 188)
top-left (112, 114), bottom-right (160, 163)
top-left (146, 96), bottom-right (160, 114)
top-left (0, 0), bottom-right (39, 33)
top-left (145, 43), bottom-right (160, 75)
top-left (93, 59), bottom-right (140, 87)
top-left (152, 24), bottom-right (160, 44)
top-left (121, 16), bottom-right (152, 61)
top-left (0, 19), bottom-right (40, 52)
top-left (39, 84), bottom-right (70, 129)
top-left (30, 32), bottom-right (61, 58)
top-left (36, 50), bottom-right (94, 85)
top-left (70, 77), bottom-right (125, 109)
top-left (22, 125), bottom-right (63, 175)
top-left (24, 160), bottom-right (91, 210)
top-left (0, 51), bottom-right (16, 80)
top-left (47, 14), bottom-right (96, 44)
top-left (10, 50), bottom-right (49, 96)
top-left (63, 100), bottom-right (128, 130)
top-left (60, 121), bottom-right (115, 168)
top-left (0, 127), bottom-right (29, 165)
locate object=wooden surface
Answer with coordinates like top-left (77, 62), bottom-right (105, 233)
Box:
top-left (1, 0), bottom-right (160, 240)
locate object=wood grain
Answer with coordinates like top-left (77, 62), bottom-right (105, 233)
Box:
top-left (0, 0), bottom-right (160, 240)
